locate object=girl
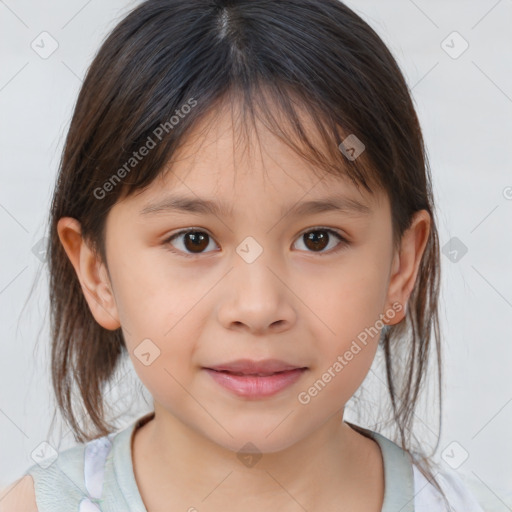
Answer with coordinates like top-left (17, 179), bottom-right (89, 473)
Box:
top-left (2, 0), bottom-right (485, 510)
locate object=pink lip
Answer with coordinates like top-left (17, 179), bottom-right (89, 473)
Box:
top-left (203, 359), bottom-right (307, 398)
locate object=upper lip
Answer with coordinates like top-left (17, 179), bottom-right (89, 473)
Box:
top-left (205, 358), bottom-right (306, 375)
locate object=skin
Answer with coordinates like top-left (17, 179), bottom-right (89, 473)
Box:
top-left (57, 102), bottom-right (430, 512)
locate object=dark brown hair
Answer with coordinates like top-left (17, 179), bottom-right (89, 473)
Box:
top-left (46, 0), bottom-right (446, 502)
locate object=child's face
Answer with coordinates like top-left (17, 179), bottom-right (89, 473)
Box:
top-left (69, 105), bottom-right (428, 453)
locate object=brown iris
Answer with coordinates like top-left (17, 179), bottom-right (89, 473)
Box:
top-left (183, 231), bottom-right (210, 253)
top-left (303, 230), bottom-right (329, 251)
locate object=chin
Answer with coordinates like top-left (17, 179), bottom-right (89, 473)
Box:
top-left (204, 424), bottom-right (303, 456)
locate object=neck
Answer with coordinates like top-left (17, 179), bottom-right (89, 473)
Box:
top-left (131, 407), bottom-right (384, 511)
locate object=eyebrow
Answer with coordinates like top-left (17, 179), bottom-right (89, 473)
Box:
top-left (139, 194), bottom-right (371, 218)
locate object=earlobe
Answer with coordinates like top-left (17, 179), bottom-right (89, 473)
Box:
top-left (57, 217), bottom-right (121, 331)
top-left (384, 210), bottom-right (431, 326)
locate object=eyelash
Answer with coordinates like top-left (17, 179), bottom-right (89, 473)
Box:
top-left (163, 227), bottom-right (349, 259)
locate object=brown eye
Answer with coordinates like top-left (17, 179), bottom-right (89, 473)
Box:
top-left (166, 230), bottom-right (217, 257)
top-left (165, 227), bottom-right (348, 259)
top-left (304, 231), bottom-right (329, 251)
top-left (294, 228), bottom-right (347, 254)
top-left (182, 231), bottom-right (209, 253)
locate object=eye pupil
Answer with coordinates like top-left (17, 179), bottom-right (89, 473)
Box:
top-left (184, 232), bottom-right (209, 253)
top-left (304, 231), bottom-right (329, 251)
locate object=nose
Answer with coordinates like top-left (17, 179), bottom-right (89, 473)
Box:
top-left (216, 251), bottom-right (297, 336)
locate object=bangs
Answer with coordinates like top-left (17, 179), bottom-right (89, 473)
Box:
top-left (114, 82), bottom-right (382, 207)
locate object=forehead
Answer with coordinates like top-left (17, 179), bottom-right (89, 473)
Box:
top-left (120, 98), bottom-right (388, 219)
top-left (135, 161), bottom-right (384, 225)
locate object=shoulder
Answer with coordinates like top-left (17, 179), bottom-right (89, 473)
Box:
top-left (412, 463), bottom-right (485, 512)
top-left (0, 474), bottom-right (38, 512)
top-left (14, 437), bottom-right (95, 511)
top-left (18, 431), bottom-right (120, 511)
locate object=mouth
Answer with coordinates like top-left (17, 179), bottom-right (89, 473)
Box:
top-left (205, 358), bottom-right (306, 375)
top-left (203, 365), bottom-right (308, 399)
top-left (210, 369), bottom-right (302, 377)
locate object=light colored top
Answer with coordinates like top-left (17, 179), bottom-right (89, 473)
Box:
top-left (24, 412), bottom-right (485, 511)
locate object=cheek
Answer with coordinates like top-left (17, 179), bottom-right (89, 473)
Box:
top-left (298, 263), bottom-right (386, 412)
top-left (109, 246), bottom-right (201, 337)
top-left (117, 278), bottom-right (202, 416)
top-left (107, 252), bottom-right (205, 387)
top-left (310, 250), bottom-right (390, 339)
top-left (300, 246), bottom-right (391, 394)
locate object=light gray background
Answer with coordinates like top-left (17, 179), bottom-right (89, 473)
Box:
top-left (1, 1), bottom-right (511, 510)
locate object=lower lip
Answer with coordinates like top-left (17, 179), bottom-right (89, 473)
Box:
top-left (204, 368), bottom-right (307, 398)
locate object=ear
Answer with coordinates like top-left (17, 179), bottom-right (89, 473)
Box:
top-left (384, 209), bottom-right (431, 325)
top-left (56, 217), bottom-right (121, 330)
